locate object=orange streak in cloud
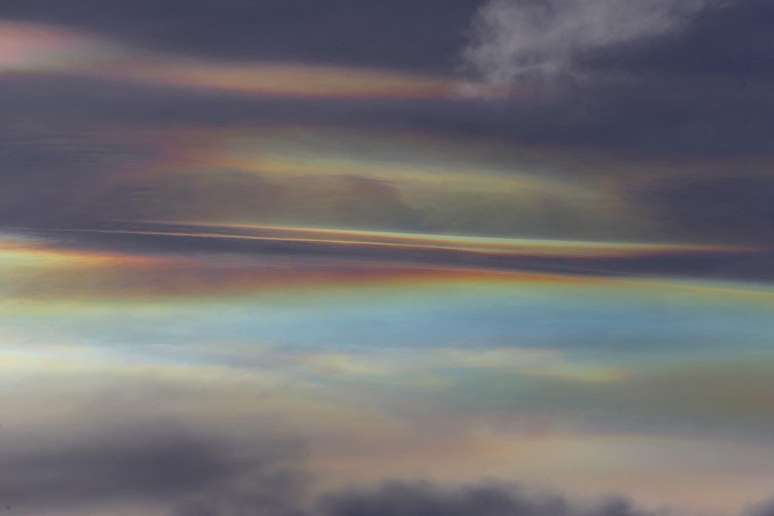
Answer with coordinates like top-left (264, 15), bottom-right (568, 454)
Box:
top-left (126, 60), bottom-right (459, 100)
top-left (1, 230), bottom-right (602, 303)
top-left (0, 22), bottom-right (474, 101)
top-left (2, 251), bottom-right (577, 302)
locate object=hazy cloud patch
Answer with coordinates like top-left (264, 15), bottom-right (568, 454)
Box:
top-left (462, 0), bottom-right (716, 88)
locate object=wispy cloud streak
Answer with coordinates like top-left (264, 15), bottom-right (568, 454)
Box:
top-left (0, 21), bottom-right (465, 100)
top-left (463, 0), bottom-right (716, 88)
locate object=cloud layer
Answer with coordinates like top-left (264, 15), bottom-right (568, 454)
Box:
top-left (0, 412), bottom-right (671, 516)
top-left (2, 1), bottom-right (774, 515)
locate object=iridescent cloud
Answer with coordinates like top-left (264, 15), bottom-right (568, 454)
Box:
top-left (0, 21), bottom-right (471, 100)
top-left (2, 4), bottom-right (774, 515)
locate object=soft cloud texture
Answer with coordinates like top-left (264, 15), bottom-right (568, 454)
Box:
top-left (463, 0), bottom-right (715, 86)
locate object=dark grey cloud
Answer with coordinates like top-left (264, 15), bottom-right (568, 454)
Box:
top-left (319, 483), bottom-right (656, 516)
top-left (0, 423), bottom-right (301, 513)
top-left (748, 501), bottom-right (774, 516)
top-left (0, 411), bottom-right (665, 516)
top-left (3, 423), bottom-right (770, 516)
top-left (639, 173), bottom-right (774, 243)
top-left (175, 479), bottom-right (665, 516)
top-left (592, 0), bottom-right (774, 81)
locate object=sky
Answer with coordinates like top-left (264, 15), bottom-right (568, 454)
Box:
top-left (1, 1), bottom-right (773, 515)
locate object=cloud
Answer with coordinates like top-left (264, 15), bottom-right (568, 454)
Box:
top-left (462, 0), bottom-right (714, 87)
top-left (320, 483), bottom-right (661, 516)
top-left (748, 501), bottom-right (774, 516)
top-left (175, 478), bottom-right (665, 516)
top-left (0, 0), bottom-right (479, 72)
top-left (638, 172), bottom-right (774, 244)
top-left (178, 473), bottom-right (774, 516)
top-left (2, 323), bottom-right (774, 515)
top-left (6, 224), bottom-right (768, 301)
top-left (3, 417), bottom-right (771, 516)
top-left (0, 423), bottom-right (302, 514)
top-left (0, 21), bottom-right (460, 101)
top-left (0, 401), bottom-right (669, 516)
